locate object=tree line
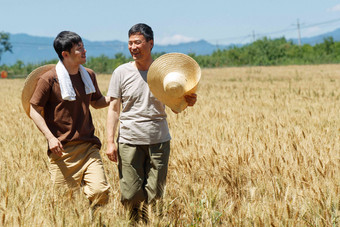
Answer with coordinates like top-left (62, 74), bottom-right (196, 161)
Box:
top-left (1, 35), bottom-right (340, 78)
top-left (192, 36), bottom-right (340, 67)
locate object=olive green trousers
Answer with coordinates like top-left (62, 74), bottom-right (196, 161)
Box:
top-left (118, 141), bottom-right (170, 207)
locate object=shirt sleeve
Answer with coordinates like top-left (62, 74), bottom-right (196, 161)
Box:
top-left (30, 76), bottom-right (52, 107)
top-left (107, 70), bottom-right (121, 98)
top-left (89, 71), bottom-right (103, 102)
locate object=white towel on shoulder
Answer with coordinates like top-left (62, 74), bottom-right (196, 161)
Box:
top-left (55, 61), bottom-right (96, 101)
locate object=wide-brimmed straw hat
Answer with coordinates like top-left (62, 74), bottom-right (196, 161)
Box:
top-left (21, 64), bottom-right (56, 117)
top-left (147, 53), bottom-right (201, 113)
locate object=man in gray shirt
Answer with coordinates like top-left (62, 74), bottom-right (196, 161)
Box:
top-left (106, 23), bottom-right (197, 224)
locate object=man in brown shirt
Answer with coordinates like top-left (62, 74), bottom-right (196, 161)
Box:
top-left (29, 31), bottom-right (110, 213)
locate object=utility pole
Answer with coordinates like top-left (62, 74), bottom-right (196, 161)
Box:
top-left (297, 19), bottom-right (301, 46)
top-left (252, 30), bottom-right (256, 42)
top-left (216, 40), bottom-right (220, 50)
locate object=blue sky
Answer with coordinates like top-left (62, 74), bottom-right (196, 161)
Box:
top-left (1, 0), bottom-right (340, 45)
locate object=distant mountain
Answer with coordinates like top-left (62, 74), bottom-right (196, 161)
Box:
top-left (0, 34), bottom-right (225, 65)
top-left (1, 28), bottom-right (340, 65)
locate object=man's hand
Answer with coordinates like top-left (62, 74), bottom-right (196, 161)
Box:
top-left (106, 142), bottom-right (118, 162)
top-left (184, 93), bottom-right (197, 106)
top-left (171, 93), bottom-right (198, 114)
top-left (48, 137), bottom-right (64, 157)
top-left (30, 104), bottom-right (64, 157)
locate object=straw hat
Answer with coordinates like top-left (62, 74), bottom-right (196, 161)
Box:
top-left (147, 53), bottom-right (201, 113)
top-left (21, 64), bottom-right (56, 117)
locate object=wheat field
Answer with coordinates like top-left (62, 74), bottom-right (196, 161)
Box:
top-left (0, 65), bottom-right (339, 226)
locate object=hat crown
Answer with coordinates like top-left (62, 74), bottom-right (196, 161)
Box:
top-left (163, 72), bottom-right (186, 97)
top-left (147, 53), bottom-right (201, 113)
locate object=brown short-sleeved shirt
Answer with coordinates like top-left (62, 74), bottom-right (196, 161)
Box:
top-left (30, 67), bottom-right (102, 148)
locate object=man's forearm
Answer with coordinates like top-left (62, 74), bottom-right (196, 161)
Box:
top-left (107, 112), bottom-right (118, 144)
top-left (106, 98), bottom-right (121, 144)
top-left (91, 96), bottom-right (110, 109)
top-left (30, 104), bottom-right (55, 141)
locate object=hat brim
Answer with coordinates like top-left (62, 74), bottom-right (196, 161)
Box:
top-left (21, 64), bottom-right (56, 117)
top-left (147, 53), bottom-right (201, 113)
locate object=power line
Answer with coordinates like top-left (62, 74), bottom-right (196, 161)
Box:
top-left (210, 17), bottom-right (340, 44)
top-left (256, 26), bottom-right (296, 37)
top-left (301, 17), bottom-right (340, 29)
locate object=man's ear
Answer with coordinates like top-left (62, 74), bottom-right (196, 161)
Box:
top-left (61, 51), bottom-right (69, 59)
top-left (149, 40), bottom-right (154, 50)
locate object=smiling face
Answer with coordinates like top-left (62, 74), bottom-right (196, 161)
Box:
top-left (63, 42), bottom-right (87, 65)
top-left (128, 33), bottom-right (153, 63)
top-left (70, 42), bottom-right (87, 65)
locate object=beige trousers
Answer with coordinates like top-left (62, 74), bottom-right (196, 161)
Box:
top-left (49, 141), bottom-right (110, 205)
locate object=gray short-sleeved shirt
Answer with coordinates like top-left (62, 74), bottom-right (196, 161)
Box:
top-left (107, 62), bottom-right (171, 145)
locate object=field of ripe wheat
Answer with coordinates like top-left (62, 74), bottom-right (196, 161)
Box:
top-left (0, 64), bottom-right (339, 226)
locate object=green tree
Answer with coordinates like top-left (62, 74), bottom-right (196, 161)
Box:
top-left (0, 32), bottom-right (13, 64)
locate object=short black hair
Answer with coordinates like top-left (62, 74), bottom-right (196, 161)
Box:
top-left (53, 31), bottom-right (82, 61)
top-left (128, 23), bottom-right (154, 41)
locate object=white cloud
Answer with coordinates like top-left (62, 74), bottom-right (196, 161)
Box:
top-left (328, 4), bottom-right (340, 12)
top-left (157, 34), bottom-right (198, 45)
